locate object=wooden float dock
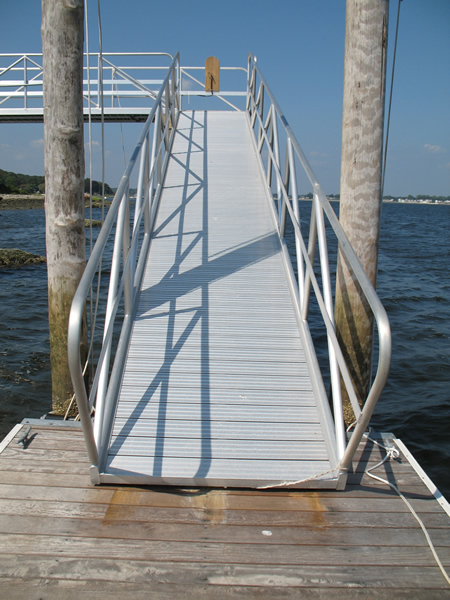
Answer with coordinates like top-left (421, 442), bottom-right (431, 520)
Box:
top-left (0, 420), bottom-right (448, 598)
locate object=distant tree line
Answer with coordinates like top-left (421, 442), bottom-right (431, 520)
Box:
top-left (0, 169), bottom-right (45, 194)
top-left (0, 169), bottom-right (113, 196)
top-left (86, 179), bottom-right (114, 196)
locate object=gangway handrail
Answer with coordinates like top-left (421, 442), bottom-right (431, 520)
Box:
top-left (68, 53), bottom-right (180, 479)
top-left (246, 54), bottom-right (391, 472)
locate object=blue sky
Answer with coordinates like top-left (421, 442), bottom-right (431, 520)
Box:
top-left (0, 0), bottom-right (449, 196)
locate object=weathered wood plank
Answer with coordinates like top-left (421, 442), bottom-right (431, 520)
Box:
top-left (0, 475), bottom-right (445, 515)
top-left (0, 533), bottom-right (449, 567)
top-left (1, 578), bottom-right (448, 600)
top-left (0, 458), bottom-right (92, 475)
top-left (0, 556), bottom-right (448, 592)
top-left (0, 514), bottom-right (448, 547)
top-left (0, 497), bottom-right (448, 529)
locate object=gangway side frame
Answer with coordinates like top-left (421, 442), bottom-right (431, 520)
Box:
top-left (245, 53), bottom-right (391, 477)
top-left (244, 114), bottom-right (341, 485)
top-left (68, 54), bottom-right (181, 481)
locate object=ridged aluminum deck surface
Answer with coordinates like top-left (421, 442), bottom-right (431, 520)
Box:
top-left (105, 110), bottom-right (336, 487)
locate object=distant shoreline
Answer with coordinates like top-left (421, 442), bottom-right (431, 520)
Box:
top-left (293, 197), bottom-right (450, 206)
top-left (1, 194), bottom-right (449, 211)
top-left (0, 194), bottom-right (109, 210)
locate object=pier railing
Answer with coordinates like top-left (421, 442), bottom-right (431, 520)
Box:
top-left (246, 53), bottom-right (391, 471)
top-left (0, 52), bottom-right (247, 121)
top-left (0, 52), bottom-right (174, 121)
top-left (68, 54), bottom-right (181, 479)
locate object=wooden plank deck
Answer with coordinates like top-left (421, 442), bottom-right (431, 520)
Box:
top-left (0, 420), bottom-right (449, 598)
top-left (103, 110), bottom-right (338, 487)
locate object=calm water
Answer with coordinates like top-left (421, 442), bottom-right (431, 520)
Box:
top-left (0, 202), bottom-right (449, 498)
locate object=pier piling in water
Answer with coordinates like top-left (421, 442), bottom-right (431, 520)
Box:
top-left (42, 0), bottom-right (87, 414)
top-left (335, 0), bottom-right (389, 422)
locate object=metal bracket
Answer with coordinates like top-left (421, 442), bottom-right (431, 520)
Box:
top-left (17, 426), bottom-right (32, 449)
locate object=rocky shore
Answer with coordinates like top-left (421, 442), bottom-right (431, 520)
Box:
top-left (0, 248), bottom-right (46, 267)
top-left (0, 194), bottom-right (45, 209)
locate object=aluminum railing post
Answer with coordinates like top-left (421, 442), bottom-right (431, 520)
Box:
top-left (271, 106), bottom-right (282, 224)
top-left (287, 139), bottom-right (304, 304)
top-left (95, 186), bottom-right (129, 444)
top-left (144, 132), bottom-right (151, 235)
top-left (23, 57), bottom-right (28, 109)
top-left (123, 187), bottom-right (132, 314)
top-left (313, 189), bottom-right (346, 457)
top-left (302, 207), bottom-right (316, 321)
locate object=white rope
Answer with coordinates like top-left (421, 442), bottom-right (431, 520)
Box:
top-left (364, 434), bottom-right (450, 586)
top-left (256, 466), bottom-right (339, 490)
top-left (258, 431), bottom-right (449, 586)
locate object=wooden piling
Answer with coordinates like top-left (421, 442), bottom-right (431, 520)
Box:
top-left (335, 0), bottom-right (389, 423)
top-left (42, 0), bottom-right (87, 414)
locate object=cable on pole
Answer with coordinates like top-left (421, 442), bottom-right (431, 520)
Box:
top-left (382, 0), bottom-right (403, 196)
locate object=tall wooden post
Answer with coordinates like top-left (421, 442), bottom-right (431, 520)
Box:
top-left (42, 0), bottom-right (87, 414)
top-left (335, 0), bottom-right (389, 424)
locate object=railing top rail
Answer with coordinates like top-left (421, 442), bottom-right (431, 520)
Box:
top-left (181, 65), bottom-right (247, 71)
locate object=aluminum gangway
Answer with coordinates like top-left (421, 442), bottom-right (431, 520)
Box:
top-left (68, 53), bottom-right (391, 488)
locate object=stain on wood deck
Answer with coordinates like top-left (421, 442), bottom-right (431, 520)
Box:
top-left (0, 421), bottom-right (449, 599)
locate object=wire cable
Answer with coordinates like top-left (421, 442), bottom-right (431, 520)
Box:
top-left (97, 0), bottom-right (105, 221)
top-left (381, 0), bottom-right (402, 196)
top-left (84, 0), bottom-right (95, 386)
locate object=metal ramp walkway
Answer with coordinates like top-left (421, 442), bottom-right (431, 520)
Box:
top-left (68, 53), bottom-right (391, 490)
top-left (104, 111), bottom-right (337, 486)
